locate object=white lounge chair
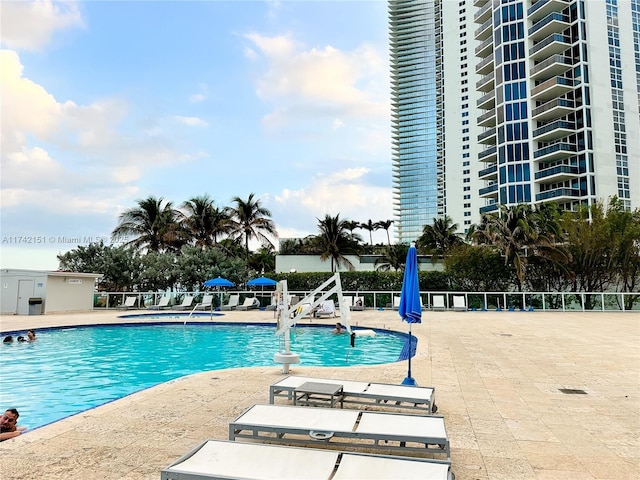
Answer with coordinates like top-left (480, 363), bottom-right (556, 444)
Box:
top-left (292, 302), bottom-right (313, 318)
top-left (431, 294), bottom-right (446, 311)
top-left (236, 297), bottom-right (259, 311)
top-left (161, 439), bottom-right (454, 480)
top-left (270, 375), bottom-right (437, 414)
top-left (146, 296), bottom-right (171, 310)
top-left (452, 295), bottom-right (467, 311)
top-left (220, 294), bottom-right (239, 311)
top-left (392, 296), bottom-right (401, 310)
top-left (194, 294), bottom-right (214, 311)
top-left (314, 300), bottom-right (336, 318)
top-left (116, 296), bottom-right (137, 310)
top-left (229, 404), bottom-right (449, 458)
top-left (351, 296), bottom-right (365, 311)
top-left (174, 295), bottom-right (195, 310)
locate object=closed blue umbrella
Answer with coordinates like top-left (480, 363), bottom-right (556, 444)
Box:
top-left (398, 243), bottom-right (421, 386)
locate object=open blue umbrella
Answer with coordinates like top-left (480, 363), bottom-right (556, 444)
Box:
top-left (247, 276), bottom-right (278, 308)
top-left (204, 277), bottom-right (235, 311)
top-left (398, 243), bottom-right (421, 386)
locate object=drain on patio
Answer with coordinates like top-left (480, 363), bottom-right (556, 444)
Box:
top-left (559, 388), bottom-right (587, 395)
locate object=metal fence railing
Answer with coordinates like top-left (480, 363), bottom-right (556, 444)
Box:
top-left (95, 290), bottom-right (640, 312)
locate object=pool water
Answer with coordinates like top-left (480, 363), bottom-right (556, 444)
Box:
top-left (0, 323), bottom-right (407, 430)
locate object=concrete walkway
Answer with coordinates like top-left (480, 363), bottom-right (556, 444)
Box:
top-left (0, 309), bottom-right (638, 479)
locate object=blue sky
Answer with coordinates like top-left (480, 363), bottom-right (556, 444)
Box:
top-left (1, 0), bottom-right (394, 270)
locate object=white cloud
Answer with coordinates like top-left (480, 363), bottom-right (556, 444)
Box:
top-left (174, 115), bottom-right (209, 127)
top-left (0, 0), bottom-right (85, 51)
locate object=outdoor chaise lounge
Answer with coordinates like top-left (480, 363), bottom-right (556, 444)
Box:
top-left (146, 296), bottom-right (171, 310)
top-left (220, 294), bottom-right (239, 311)
top-left (194, 294), bottom-right (214, 311)
top-left (116, 296), bottom-right (137, 310)
top-left (229, 404), bottom-right (449, 458)
top-left (452, 295), bottom-right (467, 311)
top-left (174, 295), bottom-right (195, 310)
top-left (236, 297), bottom-right (259, 311)
top-left (269, 375), bottom-right (437, 414)
top-left (431, 294), bottom-right (446, 311)
top-left (314, 300), bottom-right (336, 318)
top-left (351, 296), bottom-right (365, 311)
top-left (161, 439), bottom-right (454, 480)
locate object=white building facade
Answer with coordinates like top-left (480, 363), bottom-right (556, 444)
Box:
top-left (390, 0), bottom-right (640, 242)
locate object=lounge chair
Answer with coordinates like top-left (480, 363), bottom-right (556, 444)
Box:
top-left (236, 297), bottom-right (259, 311)
top-left (220, 294), bottom-right (239, 311)
top-left (173, 295), bottom-right (195, 310)
top-left (269, 375), bottom-right (437, 414)
top-left (314, 300), bottom-right (336, 318)
top-left (292, 302), bottom-right (313, 318)
top-left (452, 295), bottom-right (467, 311)
top-left (116, 296), bottom-right (137, 310)
top-left (229, 404), bottom-right (449, 458)
top-left (351, 296), bottom-right (365, 311)
top-left (194, 294), bottom-right (214, 311)
top-left (431, 294), bottom-right (446, 311)
top-left (161, 439), bottom-right (454, 480)
top-left (146, 296), bottom-right (171, 310)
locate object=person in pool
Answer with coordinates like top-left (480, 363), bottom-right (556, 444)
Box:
top-left (27, 330), bottom-right (36, 341)
top-left (2, 336), bottom-right (13, 343)
top-left (0, 408), bottom-right (26, 441)
top-left (332, 322), bottom-right (345, 334)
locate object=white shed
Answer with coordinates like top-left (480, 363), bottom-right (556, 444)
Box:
top-left (0, 269), bottom-right (103, 315)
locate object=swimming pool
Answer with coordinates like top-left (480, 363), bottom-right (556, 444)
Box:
top-left (0, 323), bottom-right (408, 430)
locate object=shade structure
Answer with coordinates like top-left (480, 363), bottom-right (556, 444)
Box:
top-left (204, 276), bottom-right (235, 288)
top-left (247, 276), bottom-right (278, 309)
top-left (203, 277), bottom-right (235, 311)
top-left (398, 244), bottom-right (421, 386)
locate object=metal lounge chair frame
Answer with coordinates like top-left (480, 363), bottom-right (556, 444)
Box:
top-left (269, 375), bottom-right (437, 414)
top-left (229, 404), bottom-right (449, 459)
top-left (161, 439), bottom-right (454, 480)
top-left (146, 296), bottom-right (171, 310)
top-left (236, 297), bottom-right (259, 311)
top-left (220, 294), bottom-right (239, 310)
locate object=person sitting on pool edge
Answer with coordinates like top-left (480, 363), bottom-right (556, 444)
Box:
top-left (332, 322), bottom-right (345, 334)
top-left (0, 408), bottom-right (26, 441)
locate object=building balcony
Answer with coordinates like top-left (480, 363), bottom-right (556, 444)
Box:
top-left (528, 0), bottom-right (571, 22)
top-left (474, 0), bottom-right (490, 7)
top-left (535, 164), bottom-right (580, 181)
top-left (480, 203), bottom-right (499, 213)
top-left (533, 142), bottom-right (577, 162)
top-left (536, 187), bottom-right (581, 201)
top-left (529, 12), bottom-right (571, 42)
top-left (530, 33), bottom-right (572, 61)
top-left (479, 183), bottom-right (499, 196)
top-left (478, 127), bottom-right (497, 144)
top-left (478, 145), bottom-right (497, 162)
top-left (476, 72), bottom-right (495, 92)
top-left (532, 120), bottom-right (576, 142)
top-left (477, 109), bottom-right (496, 127)
top-left (477, 90), bottom-right (496, 109)
top-left (531, 98), bottom-right (576, 121)
top-left (474, 0), bottom-right (493, 23)
top-left (531, 76), bottom-right (576, 102)
top-left (474, 17), bottom-right (493, 41)
top-left (476, 53), bottom-right (495, 75)
top-left (475, 36), bottom-right (494, 57)
top-left (479, 163), bottom-right (498, 179)
top-left (530, 55), bottom-right (574, 81)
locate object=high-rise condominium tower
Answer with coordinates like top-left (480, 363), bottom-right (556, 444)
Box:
top-left (390, 0), bottom-right (639, 244)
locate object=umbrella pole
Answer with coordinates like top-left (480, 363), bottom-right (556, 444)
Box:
top-left (402, 324), bottom-right (418, 386)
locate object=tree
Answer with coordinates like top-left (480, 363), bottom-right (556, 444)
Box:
top-left (359, 219), bottom-right (376, 245)
top-left (248, 245), bottom-right (276, 274)
top-left (112, 196), bottom-right (185, 253)
top-left (343, 220), bottom-right (361, 242)
top-left (374, 243), bottom-right (408, 271)
top-left (417, 215), bottom-right (462, 260)
top-left (375, 219), bottom-right (394, 245)
top-left (181, 195), bottom-right (221, 248)
top-left (228, 193), bottom-right (278, 263)
top-left (317, 214), bottom-right (361, 272)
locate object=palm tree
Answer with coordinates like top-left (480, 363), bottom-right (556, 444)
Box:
top-left (374, 243), bottom-right (408, 271)
top-left (112, 196), bottom-right (184, 252)
top-left (317, 214), bottom-right (360, 272)
top-left (375, 219), bottom-right (394, 245)
top-left (417, 215), bottom-right (462, 260)
top-left (343, 220), bottom-right (361, 242)
top-left (181, 195), bottom-right (218, 248)
top-left (228, 193), bottom-right (278, 263)
top-left (359, 219), bottom-right (376, 245)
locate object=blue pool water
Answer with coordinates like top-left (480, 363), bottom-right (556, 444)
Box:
top-left (0, 323), bottom-right (408, 430)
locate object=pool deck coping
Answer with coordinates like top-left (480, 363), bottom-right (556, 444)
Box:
top-left (0, 308), bottom-right (638, 480)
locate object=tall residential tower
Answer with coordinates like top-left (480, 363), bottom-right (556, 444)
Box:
top-left (390, 0), bottom-right (640, 243)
